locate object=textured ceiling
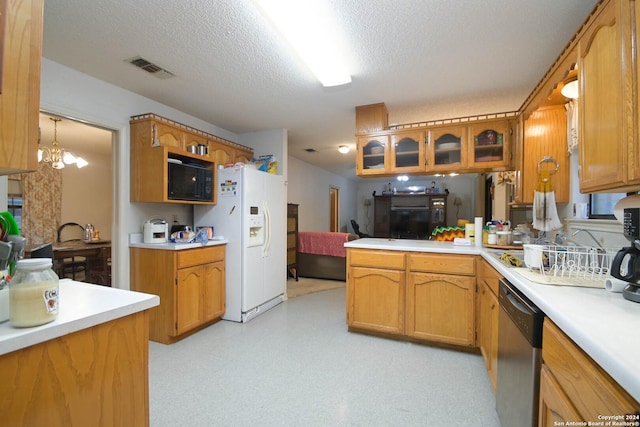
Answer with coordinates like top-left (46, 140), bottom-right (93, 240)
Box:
top-left (42, 0), bottom-right (599, 179)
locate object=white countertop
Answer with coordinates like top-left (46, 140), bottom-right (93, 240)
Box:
top-left (345, 238), bottom-right (640, 402)
top-left (0, 280), bottom-right (159, 356)
top-left (129, 238), bottom-right (227, 250)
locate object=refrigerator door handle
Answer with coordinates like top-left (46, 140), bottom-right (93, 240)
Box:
top-left (263, 202), bottom-right (271, 257)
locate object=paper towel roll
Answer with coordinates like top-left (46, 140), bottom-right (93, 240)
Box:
top-left (605, 277), bottom-right (629, 293)
top-left (474, 217), bottom-right (483, 247)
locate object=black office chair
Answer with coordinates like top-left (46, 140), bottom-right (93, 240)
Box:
top-left (350, 220), bottom-right (371, 238)
top-left (57, 222), bottom-right (87, 280)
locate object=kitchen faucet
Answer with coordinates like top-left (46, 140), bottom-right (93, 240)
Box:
top-left (555, 228), bottom-right (603, 248)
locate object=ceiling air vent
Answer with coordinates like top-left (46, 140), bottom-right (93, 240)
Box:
top-left (305, 148), bottom-right (317, 153)
top-left (126, 56), bottom-right (175, 80)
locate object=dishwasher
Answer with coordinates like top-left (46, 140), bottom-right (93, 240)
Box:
top-left (496, 278), bottom-right (545, 427)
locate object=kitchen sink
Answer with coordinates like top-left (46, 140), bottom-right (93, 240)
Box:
top-left (487, 250), bottom-right (525, 268)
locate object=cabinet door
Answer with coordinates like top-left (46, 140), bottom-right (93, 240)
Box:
top-left (390, 131), bottom-right (425, 172)
top-left (0, 0), bottom-right (43, 175)
top-left (209, 140), bottom-right (234, 166)
top-left (538, 365), bottom-right (582, 427)
top-left (578, 0), bottom-right (629, 192)
top-left (428, 126), bottom-right (468, 172)
top-left (468, 120), bottom-right (511, 169)
top-left (478, 281), bottom-right (499, 392)
top-left (152, 121), bottom-right (184, 149)
top-left (202, 261), bottom-right (225, 322)
top-left (347, 266), bottom-right (404, 335)
top-left (175, 266), bottom-right (203, 335)
top-left (631, 0), bottom-right (640, 185)
top-left (406, 272), bottom-right (475, 346)
top-left (234, 147), bottom-right (253, 164)
top-left (519, 107), bottom-right (570, 204)
top-left (357, 135), bottom-right (389, 175)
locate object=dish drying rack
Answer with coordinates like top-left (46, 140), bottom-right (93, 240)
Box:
top-left (522, 244), bottom-right (618, 288)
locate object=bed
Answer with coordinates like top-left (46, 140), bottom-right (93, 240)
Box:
top-left (297, 231), bottom-right (358, 281)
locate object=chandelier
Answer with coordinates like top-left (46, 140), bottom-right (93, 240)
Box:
top-left (38, 118), bottom-right (88, 169)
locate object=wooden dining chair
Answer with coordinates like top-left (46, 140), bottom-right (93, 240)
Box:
top-left (56, 222), bottom-right (88, 280)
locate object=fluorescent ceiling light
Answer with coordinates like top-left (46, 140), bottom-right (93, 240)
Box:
top-left (253, 0), bottom-right (351, 87)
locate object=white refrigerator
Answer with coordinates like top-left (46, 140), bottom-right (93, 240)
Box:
top-left (194, 166), bottom-right (286, 322)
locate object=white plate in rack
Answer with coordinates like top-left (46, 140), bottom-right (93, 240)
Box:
top-left (367, 163), bottom-right (385, 169)
top-left (168, 158), bottom-right (182, 164)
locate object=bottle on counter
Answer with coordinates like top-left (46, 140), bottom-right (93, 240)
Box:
top-left (84, 224), bottom-right (94, 241)
top-left (9, 258), bottom-right (59, 327)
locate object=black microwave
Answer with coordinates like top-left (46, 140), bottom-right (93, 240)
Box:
top-left (168, 162), bottom-right (213, 202)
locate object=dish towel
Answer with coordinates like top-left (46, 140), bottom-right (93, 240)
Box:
top-left (532, 190), bottom-right (562, 231)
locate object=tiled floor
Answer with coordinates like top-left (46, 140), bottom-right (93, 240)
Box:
top-left (148, 288), bottom-right (501, 426)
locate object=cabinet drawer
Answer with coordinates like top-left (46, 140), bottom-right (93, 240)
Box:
top-left (348, 249), bottom-right (405, 270)
top-left (542, 320), bottom-right (639, 419)
top-left (478, 258), bottom-right (501, 295)
top-left (408, 253), bottom-right (475, 275)
top-left (177, 245), bottom-right (225, 269)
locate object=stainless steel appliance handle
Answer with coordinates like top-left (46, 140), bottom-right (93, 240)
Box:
top-left (263, 202), bottom-right (271, 257)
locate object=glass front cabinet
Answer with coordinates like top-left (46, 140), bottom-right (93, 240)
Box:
top-left (390, 131), bottom-right (426, 173)
top-left (428, 125), bottom-right (468, 172)
top-left (468, 120), bottom-right (512, 169)
top-left (357, 135), bottom-right (389, 175)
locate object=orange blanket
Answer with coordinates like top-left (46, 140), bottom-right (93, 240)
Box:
top-left (297, 231), bottom-right (351, 258)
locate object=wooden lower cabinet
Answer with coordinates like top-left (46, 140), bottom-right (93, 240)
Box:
top-left (347, 249), bottom-right (405, 335)
top-left (0, 311), bottom-right (151, 426)
top-left (476, 258), bottom-right (500, 393)
top-left (347, 249), bottom-right (475, 347)
top-left (539, 319), bottom-right (640, 425)
top-left (130, 245), bottom-right (226, 344)
top-left (406, 271), bottom-right (475, 346)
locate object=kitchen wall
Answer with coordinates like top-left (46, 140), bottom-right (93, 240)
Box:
top-left (287, 156), bottom-right (357, 232)
top-left (40, 58), bottom-right (287, 290)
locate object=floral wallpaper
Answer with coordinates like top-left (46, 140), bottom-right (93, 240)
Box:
top-left (21, 162), bottom-right (62, 245)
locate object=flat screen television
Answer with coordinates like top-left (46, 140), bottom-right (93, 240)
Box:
top-left (390, 208), bottom-right (429, 240)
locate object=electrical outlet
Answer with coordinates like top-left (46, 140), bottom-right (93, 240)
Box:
top-left (171, 214), bottom-right (178, 223)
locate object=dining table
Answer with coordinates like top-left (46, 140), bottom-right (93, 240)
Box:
top-left (26, 240), bottom-right (112, 286)
top-left (54, 240), bottom-right (111, 286)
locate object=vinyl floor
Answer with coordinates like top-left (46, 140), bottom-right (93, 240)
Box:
top-left (148, 287), bottom-right (501, 427)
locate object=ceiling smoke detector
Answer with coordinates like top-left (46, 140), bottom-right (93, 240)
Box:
top-left (126, 56), bottom-right (175, 79)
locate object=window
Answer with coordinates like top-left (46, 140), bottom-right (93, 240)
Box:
top-left (589, 193), bottom-right (625, 219)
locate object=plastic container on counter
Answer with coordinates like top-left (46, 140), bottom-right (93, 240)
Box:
top-left (9, 258), bottom-right (59, 327)
top-left (496, 230), bottom-right (513, 246)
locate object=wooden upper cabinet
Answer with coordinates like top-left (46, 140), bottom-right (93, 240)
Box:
top-left (578, 0), bottom-right (636, 192)
top-left (355, 103), bottom-right (389, 134)
top-left (390, 131), bottom-right (426, 172)
top-left (234, 147), bottom-right (253, 163)
top-left (151, 121), bottom-right (184, 149)
top-left (0, 0), bottom-right (44, 175)
top-left (209, 140), bottom-right (234, 165)
top-left (468, 120), bottom-right (511, 170)
top-left (357, 134), bottom-right (389, 175)
top-left (631, 0), bottom-right (640, 185)
top-left (428, 125), bottom-right (468, 172)
top-left (518, 106), bottom-right (570, 204)
top-left (184, 132), bottom-right (207, 153)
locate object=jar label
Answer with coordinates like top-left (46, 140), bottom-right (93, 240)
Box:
top-left (43, 288), bottom-right (58, 313)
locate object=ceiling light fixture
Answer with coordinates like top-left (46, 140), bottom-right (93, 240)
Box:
top-left (253, 0), bottom-right (351, 87)
top-left (338, 145), bottom-right (350, 154)
top-left (38, 118), bottom-right (88, 169)
top-left (561, 77), bottom-right (579, 99)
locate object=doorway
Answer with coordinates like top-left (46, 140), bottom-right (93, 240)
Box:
top-left (330, 187), bottom-right (339, 232)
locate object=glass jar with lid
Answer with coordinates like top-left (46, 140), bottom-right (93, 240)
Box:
top-left (9, 258), bottom-right (59, 327)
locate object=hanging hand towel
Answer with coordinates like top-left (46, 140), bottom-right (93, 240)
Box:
top-left (532, 190), bottom-right (562, 231)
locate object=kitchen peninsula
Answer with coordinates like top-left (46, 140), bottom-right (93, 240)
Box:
top-left (345, 238), bottom-right (640, 416)
top-left (0, 280), bottom-right (159, 426)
